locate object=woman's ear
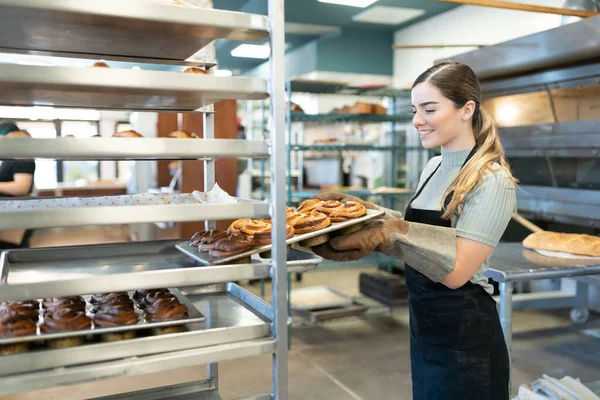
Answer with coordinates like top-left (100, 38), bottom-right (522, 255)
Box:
top-left (462, 100), bottom-right (476, 120)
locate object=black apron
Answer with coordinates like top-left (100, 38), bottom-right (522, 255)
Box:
top-left (404, 148), bottom-right (509, 400)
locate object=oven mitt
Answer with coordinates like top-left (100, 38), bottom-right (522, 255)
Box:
top-left (312, 219), bottom-right (457, 282)
top-left (312, 191), bottom-right (403, 220)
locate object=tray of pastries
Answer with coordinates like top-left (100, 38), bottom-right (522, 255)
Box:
top-left (0, 288), bottom-right (204, 355)
top-left (176, 199), bottom-right (385, 265)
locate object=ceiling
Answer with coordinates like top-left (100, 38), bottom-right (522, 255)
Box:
top-left (214, 0), bottom-right (458, 74)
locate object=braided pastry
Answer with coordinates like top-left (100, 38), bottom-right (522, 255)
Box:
top-left (328, 201), bottom-right (367, 222)
top-left (293, 210), bottom-right (331, 234)
top-left (0, 310), bottom-right (37, 337)
top-left (195, 230), bottom-right (229, 252)
top-left (133, 288), bottom-right (170, 303)
top-left (209, 235), bottom-right (253, 257)
top-left (94, 304), bottom-right (139, 327)
top-left (1, 302), bottom-right (39, 321)
top-left (297, 199), bottom-right (324, 214)
top-left (42, 308), bottom-right (91, 333)
top-left (228, 219), bottom-right (253, 236)
top-left (138, 290), bottom-right (177, 311)
top-left (145, 297), bottom-right (188, 322)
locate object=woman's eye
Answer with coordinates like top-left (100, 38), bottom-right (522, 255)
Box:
top-left (411, 109), bottom-right (417, 114)
top-left (425, 109), bottom-right (435, 114)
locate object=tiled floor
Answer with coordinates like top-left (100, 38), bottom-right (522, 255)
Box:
top-left (3, 228), bottom-right (600, 400)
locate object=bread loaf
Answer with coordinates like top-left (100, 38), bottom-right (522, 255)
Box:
top-left (523, 231), bottom-right (600, 257)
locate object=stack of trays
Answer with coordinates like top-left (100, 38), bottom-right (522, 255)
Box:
top-left (359, 271), bottom-right (408, 307)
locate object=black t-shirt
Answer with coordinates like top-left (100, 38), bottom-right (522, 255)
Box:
top-left (0, 160), bottom-right (35, 197)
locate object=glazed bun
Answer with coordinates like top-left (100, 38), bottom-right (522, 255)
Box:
top-left (183, 67), bottom-right (208, 75)
top-left (112, 130), bottom-right (143, 138)
top-left (168, 130), bottom-right (194, 138)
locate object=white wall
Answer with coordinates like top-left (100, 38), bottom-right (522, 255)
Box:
top-left (393, 0), bottom-right (565, 88)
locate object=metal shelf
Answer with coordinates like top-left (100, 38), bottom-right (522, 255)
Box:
top-left (0, 64), bottom-right (268, 111)
top-left (95, 383), bottom-right (225, 400)
top-left (0, 138), bottom-right (269, 160)
top-left (0, 200), bottom-right (270, 230)
top-left (0, 0), bottom-right (268, 64)
top-left (0, 240), bottom-right (321, 302)
top-left (291, 189), bottom-right (413, 200)
top-left (291, 144), bottom-right (421, 152)
top-left (289, 80), bottom-right (410, 97)
top-left (0, 284), bottom-right (276, 395)
top-left (290, 113), bottom-right (412, 123)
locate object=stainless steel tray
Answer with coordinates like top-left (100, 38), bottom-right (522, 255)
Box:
top-left (0, 200), bottom-right (270, 230)
top-left (0, 138), bottom-right (269, 160)
top-left (0, 240), bottom-right (319, 302)
top-left (0, 64), bottom-right (268, 111)
top-left (290, 286), bottom-right (353, 311)
top-left (0, 283), bottom-right (271, 377)
top-left (0, 0), bottom-right (268, 63)
top-left (176, 209), bottom-right (386, 265)
top-left (0, 289), bottom-right (204, 346)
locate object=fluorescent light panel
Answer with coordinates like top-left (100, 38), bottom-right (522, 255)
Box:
top-left (214, 69), bottom-right (232, 77)
top-left (352, 6), bottom-right (425, 25)
top-left (231, 44), bottom-right (270, 59)
top-left (318, 0), bottom-right (377, 7)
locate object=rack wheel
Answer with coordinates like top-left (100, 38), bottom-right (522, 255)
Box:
top-left (295, 272), bottom-right (303, 282)
top-left (570, 308), bottom-right (589, 324)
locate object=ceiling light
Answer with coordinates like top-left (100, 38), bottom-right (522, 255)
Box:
top-left (318, 0), bottom-right (377, 7)
top-left (231, 44), bottom-right (270, 59)
top-left (352, 6), bottom-right (425, 25)
top-left (131, 66), bottom-right (141, 70)
top-left (214, 69), bottom-right (233, 77)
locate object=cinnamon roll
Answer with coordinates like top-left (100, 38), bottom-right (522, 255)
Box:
top-left (328, 201), bottom-right (367, 222)
top-left (297, 199), bottom-right (324, 215)
top-left (316, 200), bottom-right (344, 217)
top-left (42, 308), bottom-right (92, 349)
top-left (0, 311), bottom-right (37, 355)
top-left (294, 210), bottom-right (332, 247)
top-left (183, 67), bottom-right (208, 74)
top-left (240, 220), bottom-right (271, 239)
top-left (252, 223), bottom-right (294, 246)
top-left (228, 219), bottom-right (253, 236)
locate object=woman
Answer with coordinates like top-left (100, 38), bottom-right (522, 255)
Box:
top-left (0, 121), bottom-right (36, 249)
top-left (313, 61), bottom-right (516, 400)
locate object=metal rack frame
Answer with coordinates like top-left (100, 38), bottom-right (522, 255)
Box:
top-left (0, 0), bottom-right (289, 399)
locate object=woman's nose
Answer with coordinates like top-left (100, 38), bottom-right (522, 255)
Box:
top-left (413, 111), bottom-right (425, 128)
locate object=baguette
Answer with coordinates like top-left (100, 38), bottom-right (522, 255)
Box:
top-left (522, 231), bottom-right (600, 257)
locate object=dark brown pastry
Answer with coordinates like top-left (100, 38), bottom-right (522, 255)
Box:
top-left (1, 302), bottom-right (39, 321)
top-left (43, 297), bottom-right (86, 313)
top-left (0, 310), bottom-right (37, 355)
top-left (133, 288), bottom-right (169, 303)
top-left (41, 308), bottom-right (92, 349)
top-left (195, 230), bottom-right (229, 252)
top-left (208, 235), bottom-right (254, 257)
top-left (138, 290), bottom-right (177, 311)
top-left (94, 304), bottom-right (139, 327)
top-left (90, 293), bottom-right (132, 308)
top-left (144, 297), bottom-right (188, 322)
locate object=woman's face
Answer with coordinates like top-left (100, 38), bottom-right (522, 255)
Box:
top-left (411, 82), bottom-right (474, 150)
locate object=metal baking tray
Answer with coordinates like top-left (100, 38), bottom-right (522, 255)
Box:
top-left (0, 138), bottom-right (269, 160)
top-left (176, 209), bottom-right (386, 265)
top-left (0, 240), bottom-right (319, 302)
top-left (290, 286), bottom-right (353, 311)
top-left (0, 289), bottom-right (204, 346)
top-left (0, 283), bottom-right (271, 376)
top-left (0, 200), bottom-right (270, 230)
top-left (0, 0), bottom-right (268, 63)
top-left (292, 304), bottom-right (368, 324)
top-left (0, 64), bottom-right (268, 111)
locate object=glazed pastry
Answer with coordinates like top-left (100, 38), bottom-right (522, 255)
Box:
top-left (168, 130), bottom-right (195, 138)
top-left (112, 130), bottom-right (143, 138)
top-left (228, 219), bottom-right (253, 236)
top-left (252, 223), bottom-right (294, 246)
top-left (328, 201), bottom-right (367, 222)
top-left (240, 220), bottom-right (271, 239)
top-left (91, 293), bottom-right (133, 311)
top-left (316, 200), bottom-right (345, 217)
top-left (1, 302), bottom-right (39, 321)
top-left (208, 235), bottom-right (253, 257)
top-left (92, 61), bottom-right (109, 68)
top-left (145, 297), bottom-right (188, 322)
top-left (195, 230), bottom-right (229, 252)
top-left (297, 199), bottom-right (324, 215)
top-left (138, 290), bottom-right (177, 311)
top-left (292, 210), bottom-right (331, 234)
top-left (89, 292), bottom-right (130, 306)
top-left (93, 303), bottom-right (139, 342)
top-left (183, 67), bottom-right (208, 74)
top-left (0, 311), bottom-right (37, 355)
top-left (133, 288), bottom-right (170, 303)
top-left (43, 297), bottom-right (86, 313)
top-left (41, 308), bottom-right (92, 349)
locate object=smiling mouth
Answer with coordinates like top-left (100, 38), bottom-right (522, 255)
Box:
top-left (419, 129), bottom-right (434, 136)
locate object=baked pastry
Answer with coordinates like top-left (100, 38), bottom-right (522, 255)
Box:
top-left (138, 290), bottom-right (177, 311)
top-left (91, 293), bottom-right (133, 311)
top-left (316, 200), bottom-right (345, 216)
top-left (0, 310), bottom-right (37, 355)
top-left (228, 219), bottom-right (253, 236)
top-left (92, 61), bottom-right (109, 68)
top-left (1, 302), bottom-right (39, 321)
top-left (5, 130), bottom-right (31, 138)
top-left (523, 231), bottom-right (600, 257)
top-left (43, 296), bottom-right (86, 314)
top-left (183, 67), bottom-right (208, 75)
top-left (252, 223), bottom-right (294, 246)
top-left (194, 230), bottom-right (229, 252)
top-left (133, 288), bottom-right (170, 303)
top-left (328, 201), bottom-right (367, 223)
top-left (294, 210), bottom-right (332, 247)
top-left (240, 220), bottom-right (271, 238)
top-left (41, 308), bottom-right (92, 349)
top-left (297, 199), bottom-right (324, 215)
top-left (208, 235), bottom-right (253, 258)
top-left (112, 130), bottom-right (143, 138)
top-left (93, 303), bottom-right (139, 342)
top-left (145, 297), bottom-right (188, 335)
top-left (168, 130), bottom-right (195, 138)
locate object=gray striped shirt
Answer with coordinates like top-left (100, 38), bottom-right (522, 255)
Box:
top-left (411, 149), bottom-right (516, 294)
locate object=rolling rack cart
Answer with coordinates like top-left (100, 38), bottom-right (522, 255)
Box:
top-left (0, 0), bottom-right (293, 399)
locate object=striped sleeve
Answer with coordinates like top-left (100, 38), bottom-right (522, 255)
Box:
top-left (455, 166), bottom-right (516, 248)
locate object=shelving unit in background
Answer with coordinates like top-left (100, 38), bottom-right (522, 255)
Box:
top-left (0, 0), bottom-right (290, 399)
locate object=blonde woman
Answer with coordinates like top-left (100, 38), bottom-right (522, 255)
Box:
top-left (313, 62), bottom-right (516, 400)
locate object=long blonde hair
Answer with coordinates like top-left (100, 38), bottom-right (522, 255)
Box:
top-left (412, 62), bottom-right (517, 219)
